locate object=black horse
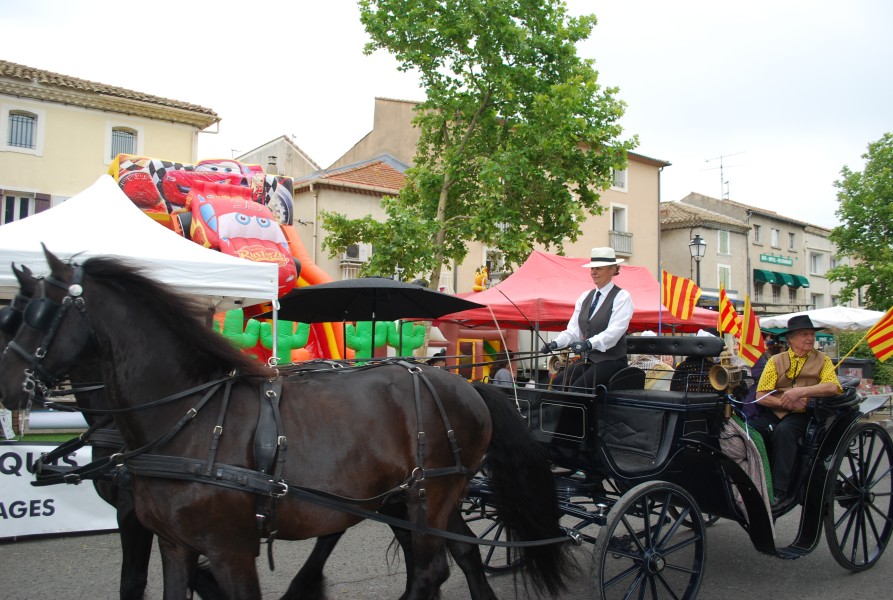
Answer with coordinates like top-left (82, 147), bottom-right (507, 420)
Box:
top-left (0, 248), bottom-right (572, 600)
top-left (0, 264), bottom-right (224, 600)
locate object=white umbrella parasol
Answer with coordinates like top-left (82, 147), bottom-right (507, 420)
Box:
top-left (760, 306), bottom-right (885, 334)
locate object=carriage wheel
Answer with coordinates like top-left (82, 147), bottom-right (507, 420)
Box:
top-left (459, 498), bottom-right (523, 573)
top-left (823, 421), bottom-right (893, 572)
top-left (591, 481), bottom-right (706, 600)
top-left (668, 506), bottom-right (720, 528)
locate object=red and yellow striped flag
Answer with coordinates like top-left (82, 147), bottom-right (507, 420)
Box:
top-left (661, 270), bottom-right (702, 320)
top-left (866, 305), bottom-right (893, 362)
top-left (738, 294), bottom-right (766, 367)
top-left (717, 284), bottom-right (741, 336)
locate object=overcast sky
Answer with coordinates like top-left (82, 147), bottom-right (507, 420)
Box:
top-left (4, 0), bottom-right (891, 229)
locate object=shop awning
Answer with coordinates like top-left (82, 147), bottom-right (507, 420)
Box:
top-left (753, 269), bottom-right (780, 285)
top-left (776, 272), bottom-right (797, 287)
top-left (762, 326), bottom-right (833, 341)
top-left (754, 269), bottom-right (807, 288)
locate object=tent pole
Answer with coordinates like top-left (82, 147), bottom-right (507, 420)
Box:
top-left (272, 300), bottom-right (279, 365)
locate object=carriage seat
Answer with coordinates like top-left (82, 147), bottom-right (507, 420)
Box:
top-left (670, 357), bottom-right (717, 393)
top-left (597, 387), bottom-right (719, 475)
top-left (626, 335), bottom-right (724, 359)
top-left (607, 366), bottom-right (647, 390)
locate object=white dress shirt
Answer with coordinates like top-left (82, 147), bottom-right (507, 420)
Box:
top-left (553, 282), bottom-right (634, 352)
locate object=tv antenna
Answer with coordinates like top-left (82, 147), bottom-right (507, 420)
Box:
top-left (704, 152), bottom-right (745, 199)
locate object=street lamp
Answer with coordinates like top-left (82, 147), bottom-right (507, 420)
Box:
top-left (689, 233), bottom-right (707, 286)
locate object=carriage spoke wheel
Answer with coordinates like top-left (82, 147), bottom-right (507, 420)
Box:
top-left (823, 421), bottom-right (893, 572)
top-left (592, 481), bottom-right (706, 600)
top-left (668, 506), bottom-right (720, 529)
top-left (460, 499), bottom-right (523, 573)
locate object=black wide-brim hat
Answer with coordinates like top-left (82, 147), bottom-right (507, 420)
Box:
top-left (781, 314), bottom-right (825, 336)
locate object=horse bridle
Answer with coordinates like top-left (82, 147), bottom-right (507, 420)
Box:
top-left (4, 267), bottom-right (94, 398)
top-left (0, 284), bottom-right (39, 335)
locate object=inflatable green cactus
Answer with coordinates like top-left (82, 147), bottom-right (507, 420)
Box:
top-left (387, 321), bottom-right (426, 355)
top-left (216, 309), bottom-right (261, 351)
top-left (346, 321), bottom-right (389, 360)
top-left (259, 320), bottom-right (311, 363)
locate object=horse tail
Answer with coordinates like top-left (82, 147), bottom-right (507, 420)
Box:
top-left (471, 383), bottom-right (576, 595)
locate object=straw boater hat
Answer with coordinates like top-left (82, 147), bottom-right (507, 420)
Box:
top-left (781, 314), bottom-right (825, 336)
top-left (582, 247), bottom-right (625, 268)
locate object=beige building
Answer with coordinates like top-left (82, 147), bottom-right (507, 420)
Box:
top-left (659, 201), bottom-right (751, 310)
top-left (0, 60), bottom-right (218, 223)
top-left (291, 155), bottom-right (408, 282)
top-left (294, 97), bottom-right (670, 293)
top-left (236, 135), bottom-right (319, 180)
top-left (677, 193), bottom-right (857, 316)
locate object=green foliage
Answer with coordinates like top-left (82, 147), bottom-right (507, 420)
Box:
top-left (324, 0), bottom-right (637, 284)
top-left (828, 132), bottom-right (893, 310)
top-left (838, 331), bottom-right (893, 385)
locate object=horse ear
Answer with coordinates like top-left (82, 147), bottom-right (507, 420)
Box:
top-left (41, 244), bottom-right (67, 276)
top-left (12, 263), bottom-right (24, 284)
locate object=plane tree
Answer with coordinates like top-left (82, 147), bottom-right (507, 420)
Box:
top-left (321, 0), bottom-right (637, 286)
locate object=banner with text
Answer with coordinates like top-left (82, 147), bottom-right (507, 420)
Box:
top-left (1, 442), bottom-right (118, 539)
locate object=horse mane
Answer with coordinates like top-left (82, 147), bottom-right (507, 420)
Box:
top-left (79, 255), bottom-right (274, 379)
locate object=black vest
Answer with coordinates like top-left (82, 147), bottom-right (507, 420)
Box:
top-left (577, 285), bottom-right (627, 363)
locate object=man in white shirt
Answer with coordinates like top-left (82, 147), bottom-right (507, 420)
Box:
top-left (541, 247), bottom-right (634, 391)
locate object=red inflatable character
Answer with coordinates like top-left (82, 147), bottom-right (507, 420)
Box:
top-left (190, 182), bottom-right (297, 295)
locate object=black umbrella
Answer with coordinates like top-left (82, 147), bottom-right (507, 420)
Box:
top-left (257, 278), bottom-right (486, 323)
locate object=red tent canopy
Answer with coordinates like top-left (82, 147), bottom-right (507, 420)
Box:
top-left (442, 250), bottom-right (718, 333)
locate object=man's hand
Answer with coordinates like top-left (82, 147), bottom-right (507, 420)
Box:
top-left (569, 340), bottom-right (592, 354)
top-left (539, 341), bottom-right (558, 354)
top-left (780, 388), bottom-right (809, 412)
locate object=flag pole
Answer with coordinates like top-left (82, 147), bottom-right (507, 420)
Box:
top-left (833, 329), bottom-right (872, 371)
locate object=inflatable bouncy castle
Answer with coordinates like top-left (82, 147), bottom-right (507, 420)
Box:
top-left (109, 154), bottom-right (345, 360)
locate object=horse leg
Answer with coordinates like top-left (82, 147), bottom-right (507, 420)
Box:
top-left (444, 507), bottom-right (497, 600)
top-left (193, 555), bottom-right (226, 600)
top-left (203, 544), bottom-right (262, 600)
top-left (280, 531), bottom-right (345, 600)
top-left (383, 503), bottom-right (495, 599)
top-left (400, 530), bottom-right (450, 600)
top-left (156, 536), bottom-right (198, 600)
top-left (113, 490), bottom-right (155, 600)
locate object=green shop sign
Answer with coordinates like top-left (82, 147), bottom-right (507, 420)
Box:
top-left (760, 253), bottom-right (793, 266)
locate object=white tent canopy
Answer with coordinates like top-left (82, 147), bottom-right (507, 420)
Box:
top-left (760, 306), bottom-right (885, 334)
top-left (0, 176), bottom-right (278, 310)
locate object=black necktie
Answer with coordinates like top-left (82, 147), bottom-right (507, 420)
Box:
top-left (589, 290), bottom-right (601, 318)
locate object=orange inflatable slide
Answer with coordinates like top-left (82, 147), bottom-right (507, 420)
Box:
top-left (281, 224), bottom-right (346, 359)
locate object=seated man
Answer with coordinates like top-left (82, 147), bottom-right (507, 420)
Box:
top-left (752, 315), bottom-right (842, 505)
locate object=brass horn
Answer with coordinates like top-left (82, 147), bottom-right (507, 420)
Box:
top-left (548, 353), bottom-right (568, 376)
top-left (709, 349), bottom-right (743, 391)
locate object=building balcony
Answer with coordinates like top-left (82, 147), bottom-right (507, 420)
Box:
top-left (610, 230), bottom-right (633, 256)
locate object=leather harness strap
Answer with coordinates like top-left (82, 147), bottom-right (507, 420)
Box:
top-left (32, 360), bottom-right (517, 552)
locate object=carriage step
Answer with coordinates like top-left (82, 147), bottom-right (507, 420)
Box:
top-left (775, 546), bottom-right (809, 560)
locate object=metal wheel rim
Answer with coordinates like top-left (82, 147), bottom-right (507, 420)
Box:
top-left (823, 422), bottom-right (893, 572)
top-left (592, 481), bottom-right (706, 600)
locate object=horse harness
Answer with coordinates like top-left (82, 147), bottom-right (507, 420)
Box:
top-left (10, 274), bottom-right (567, 555)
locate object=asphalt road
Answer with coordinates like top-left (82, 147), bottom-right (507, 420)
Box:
top-left (2, 506), bottom-right (892, 599)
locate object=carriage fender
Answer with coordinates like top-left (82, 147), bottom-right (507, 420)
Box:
top-left (675, 444), bottom-right (777, 555)
top-left (789, 409), bottom-right (863, 554)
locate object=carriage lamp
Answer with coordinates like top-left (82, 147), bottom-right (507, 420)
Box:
top-left (689, 234), bottom-right (707, 287)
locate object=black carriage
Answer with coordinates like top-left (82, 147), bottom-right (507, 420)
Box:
top-left (463, 334), bottom-right (893, 599)
top-left (4, 256), bottom-right (891, 600)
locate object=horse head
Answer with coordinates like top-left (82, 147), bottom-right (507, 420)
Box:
top-left (0, 264), bottom-right (38, 339)
top-left (0, 246), bottom-right (96, 410)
